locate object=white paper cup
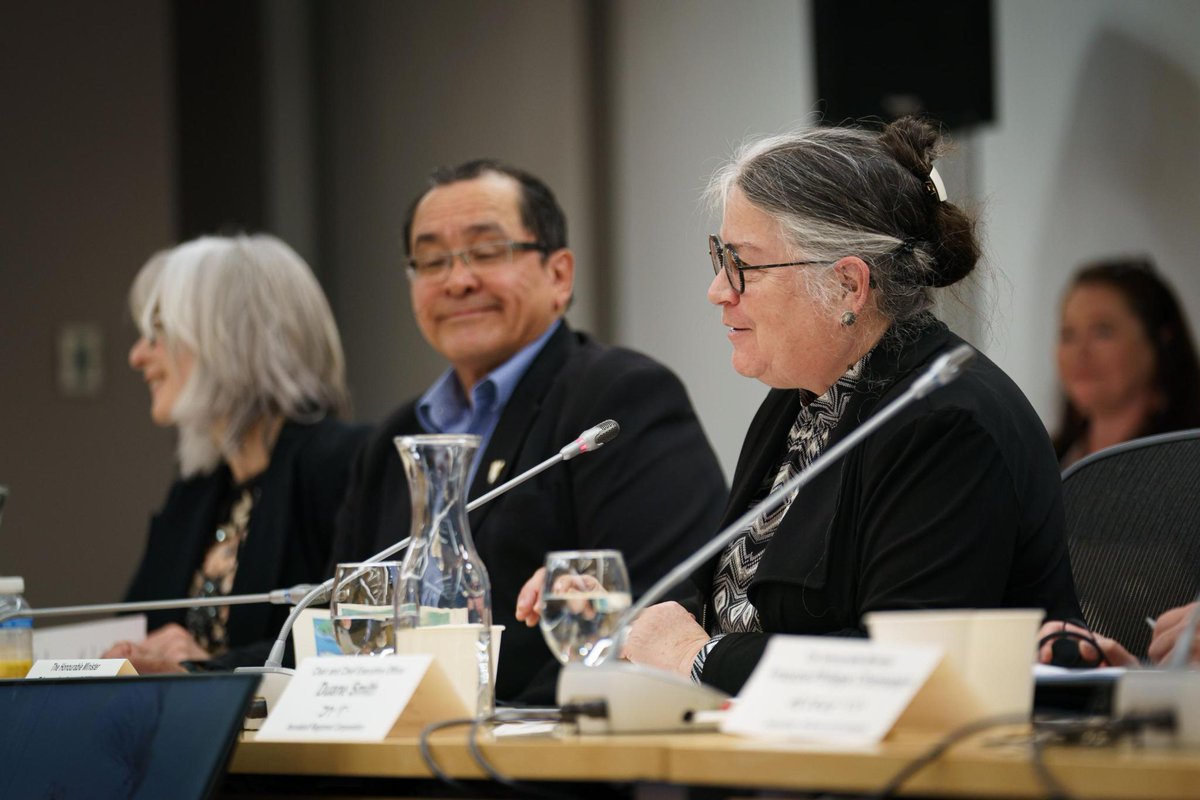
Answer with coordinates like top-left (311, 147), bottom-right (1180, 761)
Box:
top-left (393, 624), bottom-right (504, 714)
top-left (864, 608), bottom-right (1044, 718)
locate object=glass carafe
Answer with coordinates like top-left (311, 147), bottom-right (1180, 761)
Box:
top-left (394, 434), bottom-right (494, 716)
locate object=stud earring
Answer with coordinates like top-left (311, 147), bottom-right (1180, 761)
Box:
top-left (840, 310), bottom-right (857, 327)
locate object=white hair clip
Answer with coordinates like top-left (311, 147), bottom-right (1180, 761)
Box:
top-left (925, 165), bottom-right (948, 203)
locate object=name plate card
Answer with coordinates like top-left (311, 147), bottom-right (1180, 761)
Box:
top-left (26, 659), bottom-right (137, 678)
top-left (256, 655), bottom-right (444, 742)
top-left (721, 636), bottom-right (942, 745)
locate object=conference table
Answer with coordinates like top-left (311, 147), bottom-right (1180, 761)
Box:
top-left (227, 721), bottom-right (1200, 798)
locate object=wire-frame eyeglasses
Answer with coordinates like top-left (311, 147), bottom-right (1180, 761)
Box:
top-left (406, 240), bottom-right (546, 282)
top-left (709, 234), bottom-right (829, 294)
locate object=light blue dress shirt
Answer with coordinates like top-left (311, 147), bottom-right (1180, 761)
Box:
top-left (415, 320), bottom-right (561, 487)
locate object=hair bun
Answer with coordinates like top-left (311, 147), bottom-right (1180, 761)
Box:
top-left (878, 116), bottom-right (941, 180)
top-left (924, 205), bottom-right (979, 287)
top-left (879, 116), bottom-right (980, 288)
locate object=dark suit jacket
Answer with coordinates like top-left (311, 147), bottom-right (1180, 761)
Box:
top-left (333, 323), bottom-right (728, 704)
top-left (693, 322), bottom-right (1082, 695)
top-left (124, 417), bottom-right (369, 667)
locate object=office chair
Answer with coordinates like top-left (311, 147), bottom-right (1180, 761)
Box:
top-left (1061, 429), bottom-right (1200, 660)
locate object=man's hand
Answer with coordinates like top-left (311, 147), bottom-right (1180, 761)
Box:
top-left (514, 567), bottom-right (547, 627)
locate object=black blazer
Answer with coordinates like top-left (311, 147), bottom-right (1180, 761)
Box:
top-left (124, 417), bottom-right (369, 667)
top-left (693, 322), bottom-right (1081, 695)
top-left (333, 323), bottom-right (728, 704)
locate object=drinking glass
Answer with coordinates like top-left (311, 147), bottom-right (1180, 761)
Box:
top-left (538, 550), bottom-right (631, 664)
top-left (329, 561), bottom-right (401, 656)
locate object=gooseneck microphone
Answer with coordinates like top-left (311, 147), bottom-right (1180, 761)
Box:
top-left (1167, 594), bottom-right (1200, 669)
top-left (9, 585), bottom-right (319, 621)
top-left (0, 420), bottom-right (622, 642)
top-left (583, 345), bottom-right (975, 666)
top-left (258, 420), bottom-right (622, 669)
top-left (562, 419), bottom-right (621, 459)
top-left (466, 420), bottom-right (620, 511)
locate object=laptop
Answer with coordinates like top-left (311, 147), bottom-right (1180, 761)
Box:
top-left (0, 673), bottom-right (259, 800)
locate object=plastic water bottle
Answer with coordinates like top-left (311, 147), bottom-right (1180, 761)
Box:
top-left (0, 577), bottom-right (33, 678)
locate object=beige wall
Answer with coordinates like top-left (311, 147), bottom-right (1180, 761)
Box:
top-left (0, 1), bottom-right (176, 607)
top-left (979, 0), bottom-right (1200, 420)
top-left (319, 0), bottom-right (602, 423)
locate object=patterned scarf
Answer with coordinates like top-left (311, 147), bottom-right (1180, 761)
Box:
top-left (710, 352), bottom-right (870, 634)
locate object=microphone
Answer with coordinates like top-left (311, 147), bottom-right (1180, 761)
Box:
top-left (595, 344), bottom-right (973, 660)
top-left (558, 345), bottom-right (975, 731)
top-left (1, 584), bottom-right (318, 622)
top-left (467, 419), bottom-right (620, 509)
top-left (0, 420), bottom-right (623, 633)
top-left (1115, 589), bottom-right (1200, 746)
top-left (560, 420), bottom-right (621, 460)
top-left (1167, 594), bottom-right (1200, 669)
top-left (908, 343), bottom-right (974, 398)
top-left (256, 420), bottom-right (622, 669)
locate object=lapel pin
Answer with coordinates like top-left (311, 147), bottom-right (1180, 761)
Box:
top-left (487, 459), bottom-right (506, 485)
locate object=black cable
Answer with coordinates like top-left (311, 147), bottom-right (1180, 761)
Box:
top-left (466, 711), bottom-right (578, 800)
top-left (870, 708), bottom-right (1179, 800)
top-left (1029, 728), bottom-right (1073, 800)
top-left (1028, 709), bottom-right (1176, 800)
top-left (867, 712), bottom-right (1029, 800)
top-left (419, 706), bottom-right (603, 797)
top-left (417, 715), bottom-right (476, 794)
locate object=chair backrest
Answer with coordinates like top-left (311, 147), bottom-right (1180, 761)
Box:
top-left (1061, 429), bottom-right (1200, 659)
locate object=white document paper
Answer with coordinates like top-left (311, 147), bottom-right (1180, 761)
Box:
top-left (256, 654), bottom-right (433, 742)
top-left (32, 615), bottom-right (147, 661)
top-left (1033, 663), bottom-right (1126, 681)
top-left (721, 635), bottom-right (942, 745)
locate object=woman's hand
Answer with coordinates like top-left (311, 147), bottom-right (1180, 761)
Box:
top-left (1148, 602), bottom-right (1200, 665)
top-left (1035, 620), bottom-right (1138, 667)
top-left (515, 567), bottom-right (606, 625)
top-left (622, 601), bottom-right (710, 678)
top-left (102, 623), bottom-right (207, 674)
top-left (515, 567), bottom-right (547, 627)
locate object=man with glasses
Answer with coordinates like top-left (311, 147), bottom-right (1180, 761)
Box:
top-left (332, 159), bottom-right (726, 704)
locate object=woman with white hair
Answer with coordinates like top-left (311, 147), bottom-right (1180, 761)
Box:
top-left (104, 234), bottom-right (367, 673)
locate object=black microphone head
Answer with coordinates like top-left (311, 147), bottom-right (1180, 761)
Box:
top-left (594, 419), bottom-right (620, 446)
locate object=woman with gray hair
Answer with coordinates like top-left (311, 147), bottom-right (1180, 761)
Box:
top-left (104, 234), bottom-right (367, 673)
top-left (518, 117), bottom-right (1081, 694)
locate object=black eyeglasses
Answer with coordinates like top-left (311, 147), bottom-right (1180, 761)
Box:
top-left (406, 240), bottom-right (546, 282)
top-left (708, 235), bottom-right (829, 294)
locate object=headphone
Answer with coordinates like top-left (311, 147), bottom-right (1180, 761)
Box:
top-left (1038, 619), bottom-right (1109, 669)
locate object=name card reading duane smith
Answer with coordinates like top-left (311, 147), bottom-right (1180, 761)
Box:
top-left (26, 659), bottom-right (137, 679)
top-left (721, 636), bottom-right (942, 745)
top-left (256, 655), bottom-right (434, 742)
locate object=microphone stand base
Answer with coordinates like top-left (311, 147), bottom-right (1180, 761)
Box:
top-left (234, 665), bottom-right (295, 727)
top-left (557, 661), bottom-right (728, 734)
top-left (1115, 669), bottom-right (1200, 746)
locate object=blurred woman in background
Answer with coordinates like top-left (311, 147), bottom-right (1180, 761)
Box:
top-left (104, 234), bottom-right (367, 673)
top-left (1055, 258), bottom-right (1200, 467)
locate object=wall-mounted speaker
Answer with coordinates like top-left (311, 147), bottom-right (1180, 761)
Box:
top-left (813, 0), bottom-right (994, 130)
top-left (173, 0), bottom-right (267, 239)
